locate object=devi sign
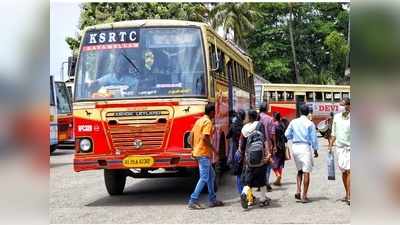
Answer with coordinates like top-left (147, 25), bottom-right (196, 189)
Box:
top-left (309, 102), bottom-right (341, 116)
top-left (82, 28), bottom-right (140, 51)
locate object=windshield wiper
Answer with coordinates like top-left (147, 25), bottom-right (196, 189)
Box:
top-left (120, 49), bottom-right (140, 73)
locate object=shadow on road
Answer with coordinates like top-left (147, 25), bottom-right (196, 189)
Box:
top-left (51, 150), bottom-right (74, 156)
top-left (85, 174), bottom-right (243, 207)
top-left (50, 162), bottom-right (72, 168)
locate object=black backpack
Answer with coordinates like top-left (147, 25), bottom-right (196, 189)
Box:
top-left (245, 122), bottom-right (265, 167)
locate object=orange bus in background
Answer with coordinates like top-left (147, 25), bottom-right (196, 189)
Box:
top-left (72, 20), bottom-right (254, 195)
top-left (256, 83), bottom-right (351, 125)
top-left (55, 81), bottom-right (74, 149)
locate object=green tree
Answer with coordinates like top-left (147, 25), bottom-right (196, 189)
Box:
top-left (246, 3), bottom-right (349, 84)
top-left (209, 3), bottom-right (260, 49)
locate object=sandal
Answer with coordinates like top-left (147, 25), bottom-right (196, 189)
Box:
top-left (259, 198), bottom-right (271, 207)
top-left (301, 197), bottom-right (311, 204)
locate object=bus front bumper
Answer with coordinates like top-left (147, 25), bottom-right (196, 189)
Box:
top-left (73, 153), bottom-right (198, 172)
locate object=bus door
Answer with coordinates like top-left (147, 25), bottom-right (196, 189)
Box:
top-left (295, 92), bottom-right (306, 117)
top-left (50, 76), bottom-right (58, 153)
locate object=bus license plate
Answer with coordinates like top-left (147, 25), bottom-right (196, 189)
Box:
top-left (122, 156), bottom-right (154, 168)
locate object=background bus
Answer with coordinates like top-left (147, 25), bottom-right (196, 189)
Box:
top-left (256, 83), bottom-right (351, 125)
top-left (55, 81), bottom-right (74, 149)
top-left (71, 20), bottom-right (255, 195)
top-left (50, 76), bottom-right (58, 153)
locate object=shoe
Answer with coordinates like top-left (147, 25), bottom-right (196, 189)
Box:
top-left (295, 193), bottom-right (301, 200)
top-left (188, 202), bottom-right (205, 210)
top-left (240, 193), bottom-right (248, 209)
top-left (266, 185), bottom-right (272, 192)
top-left (209, 200), bottom-right (224, 208)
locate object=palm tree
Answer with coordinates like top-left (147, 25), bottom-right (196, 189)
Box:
top-left (208, 3), bottom-right (260, 49)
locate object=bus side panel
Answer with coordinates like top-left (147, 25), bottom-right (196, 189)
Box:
top-left (214, 81), bottom-right (229, 162)
top-left (166, 105), bottom-right (205, 151)
top-left (270, 102), bottom-right (297, 121)
top-left (232, 86), bottom-right (250, 112)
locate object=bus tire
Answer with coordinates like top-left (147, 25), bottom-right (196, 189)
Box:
top-left (50, 145), bottom-right (57, 154)
top-left (104, 169), bottom-right (127, 195)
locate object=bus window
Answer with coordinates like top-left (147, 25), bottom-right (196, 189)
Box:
top-left (342, 92), bottom-right (350, 99)
top-left (208, 44), bottom-right (216, 69)
top-left (315, 92), bottom-right (323, 101)
top-left (286, 91), bottom-right (294, 101)
top-left (277, 91), bottom-right (284, 101)
top-left (333, 92), bottom-right (341, 102)
top-left (271, 91), bottom-right (278, 102)
top-left (324, 92), bottom-right (333, 101)
top-left (217, 49), bottom-right (225, 76)
top-left (306, 92), bottom-right (314, 101)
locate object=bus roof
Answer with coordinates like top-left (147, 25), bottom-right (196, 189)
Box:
top-left (259, 83), bottom-right (350, 92)
top-left (83, 19), bottom-right (208, 32)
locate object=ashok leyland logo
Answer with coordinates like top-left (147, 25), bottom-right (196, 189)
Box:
top-left (133, 139), bottom-right (143, 149)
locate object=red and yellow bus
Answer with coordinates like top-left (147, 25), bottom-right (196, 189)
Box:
top-left (55, 81), bottom-right (74, 148)
top-left (257, 83), bottom-right (351, 125)
top-left (72, 20), bottom-right (254, 195)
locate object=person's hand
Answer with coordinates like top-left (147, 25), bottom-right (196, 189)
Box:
top-left (314, 150), bottom-right (319, 158)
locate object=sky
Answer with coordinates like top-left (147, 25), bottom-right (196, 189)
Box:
top-left (50, 2), bottom-right (81, 81)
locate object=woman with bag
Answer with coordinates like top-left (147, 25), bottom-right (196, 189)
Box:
top-left (272, 113), bottom-right (289, 186)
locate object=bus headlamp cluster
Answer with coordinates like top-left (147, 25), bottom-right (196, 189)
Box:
top-left (79, 138), bottom-right (92, 153)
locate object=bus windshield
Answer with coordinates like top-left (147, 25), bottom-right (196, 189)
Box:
top-left (75, 27), bottom-right (206, 100)
top-left (55, 82), bottom-right (72, 114)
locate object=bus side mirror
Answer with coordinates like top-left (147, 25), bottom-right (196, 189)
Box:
top-left (67, 56), bottom-right (77, 78)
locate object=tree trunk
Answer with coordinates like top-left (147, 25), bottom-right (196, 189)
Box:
top-left (288, 3), bottom-right (300, 83)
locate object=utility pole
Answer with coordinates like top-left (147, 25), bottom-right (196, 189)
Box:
top-left (288, 2), bottom-right (300, 83)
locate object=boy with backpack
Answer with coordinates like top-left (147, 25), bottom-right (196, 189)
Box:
top-left (239, 110), bottom-right (271, 209)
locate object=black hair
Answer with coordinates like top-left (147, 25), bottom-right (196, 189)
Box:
top-left (273, 112), bottom-right (281, 121)
top-left (259, 101), bottom-right (268, 113)
top-left (343, 97), bottom-right (350, 105)
top-left (205, 103), bottom-right (215, 116)
top-left (238, 109), bottom-right (246, 121)
top-left (248, 109), bottom-right (258, 122)
top-left (300, 104), bottom-right (310, 116)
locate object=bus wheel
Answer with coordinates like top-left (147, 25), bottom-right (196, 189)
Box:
top-left (50, 145), bottom-right (57, 154)
top-left (104, 169), bottom-right (127, 195)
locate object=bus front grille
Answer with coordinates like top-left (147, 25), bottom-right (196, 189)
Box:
top-left (105, 111), bottom-right (170, 151)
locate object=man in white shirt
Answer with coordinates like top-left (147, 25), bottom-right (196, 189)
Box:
top-left (329, 97), bottom-right (351, 205)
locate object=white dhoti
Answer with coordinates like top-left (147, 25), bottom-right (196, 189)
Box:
top-left (337, 146), bottom-right (351, 172)
top-left (292, 143), bottom-right (314, 173)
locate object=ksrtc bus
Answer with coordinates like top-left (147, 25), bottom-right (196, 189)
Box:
top-left (72, 20), bottom-right (255, 195)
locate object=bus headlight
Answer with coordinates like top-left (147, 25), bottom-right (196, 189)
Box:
top-left (183, 132), bottom-right (191, 149)
top-left (79, 138), bottom-right (92, 153)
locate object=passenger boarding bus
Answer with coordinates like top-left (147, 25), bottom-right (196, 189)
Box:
top-left (55, 81), bottom-right (74, 148)
top-left (50, 76), bottom-right (58, 153)
top-left (72, 20), bottom-right (255, 195)
top-left (257, 83), bottom-right (351, 126)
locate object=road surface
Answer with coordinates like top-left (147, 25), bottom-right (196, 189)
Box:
top-left (50, 138), bottom-right (350, 224)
